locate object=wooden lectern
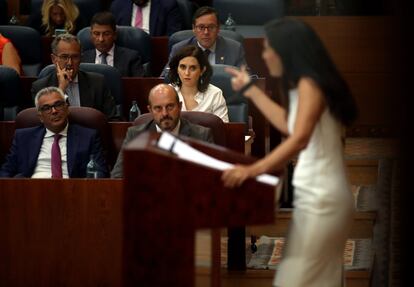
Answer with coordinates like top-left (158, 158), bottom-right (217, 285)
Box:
top-left (0, 131), bottom-right (276, 287)
top-left (122, 131), bottom-right (276, 286)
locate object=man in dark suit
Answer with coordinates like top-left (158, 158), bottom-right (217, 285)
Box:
top-left (111, 83), bottom-right (213, 178)
top-left (81, 11), bottom-right (144, 77)
top-left (110, 0), bottom-right (183, 36)
top-left (0, 87), bottom-right (108, 178)
top-left (31, 33), bottom-right (117, 120)
top-left (161, 6), bottom-right (247, 77)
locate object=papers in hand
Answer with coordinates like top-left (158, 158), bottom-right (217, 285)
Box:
top-left (157, 132), bottom-right (278, 186)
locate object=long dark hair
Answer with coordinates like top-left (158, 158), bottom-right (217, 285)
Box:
top-left (167, 45), bottom-right (212, 93)
top-left (264, 18), bottom-right (358, 126)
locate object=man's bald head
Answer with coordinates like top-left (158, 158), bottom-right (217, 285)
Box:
top-left (147, 84), bottom-right (182, 131)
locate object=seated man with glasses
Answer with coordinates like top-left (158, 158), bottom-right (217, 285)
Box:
top-left (0, 87), bottom-right (108, 178)
top-left (161, 6), bottom-right (247, 77)
top-left (111, 83), bottom-right (213, 178)
top-left (31, 33), bottom-right (118, 120)
top-left (81, 11), bottom-right (144, 77)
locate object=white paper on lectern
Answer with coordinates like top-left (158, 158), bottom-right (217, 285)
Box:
top-left (157, 132), bottom-right (279, 186)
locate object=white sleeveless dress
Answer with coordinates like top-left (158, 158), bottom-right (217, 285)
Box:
top-left (274, 89), bottom-right (354, 287)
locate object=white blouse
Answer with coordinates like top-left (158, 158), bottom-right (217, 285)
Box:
top-left (174, 84), bottom-right (229, 122)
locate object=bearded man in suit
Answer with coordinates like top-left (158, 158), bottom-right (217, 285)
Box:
top-left (111, 83), bottom-right (214, 178)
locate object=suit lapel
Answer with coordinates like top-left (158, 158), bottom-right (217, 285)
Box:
top-left (113, 46), bottom-right (121, 70)
top-left (77, 71), bottom-right (94, 106)
top-left (149, 0), bottom-right (159, 36)
top-left (27, 127), bottom-right (46, 174)
top-left (66, 124), bottom-right (78, 177)
top-left (178, 118), bottom-right (192, 136)
top-left (215, 36), bottom-right (226, 64)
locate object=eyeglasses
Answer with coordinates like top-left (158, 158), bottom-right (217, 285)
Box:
top-left (54, 54), bottom-right (81, 62)
top-left (194, 25), bottom-right (218, 32)
top-left (39, 100), bottom-right (67, 113)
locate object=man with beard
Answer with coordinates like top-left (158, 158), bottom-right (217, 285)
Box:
top-left (0, 87), bottom-right (108, 178)
top-left (81, 11), bottom-right (144, 77)
top-left (31, 33), bottom-right (118, 120)
top-left (111, 83), bottom-right (213, 178)
top-left (110, 0), bottom-right (183, 36)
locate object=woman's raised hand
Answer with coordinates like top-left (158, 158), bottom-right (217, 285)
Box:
top-left (225, 65), bottom-right (251, 92)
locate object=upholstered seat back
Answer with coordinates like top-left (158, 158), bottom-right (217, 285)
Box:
top-left (210, 64), bottom-right (248, 125)
top-left (0, 25), bottom-right (42, 76)
top-left (0, 66), bottom-right (21, 120)
top-left (77, 26), bottom-right (152, 75)
top-left (133, 111), bottom-right (226, 146)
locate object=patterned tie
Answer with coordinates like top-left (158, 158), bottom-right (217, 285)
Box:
top-left (100, 52), bottom-right (108, 65)
top-left (135, 7), bottom-right (142, 28)
top-left (51, 134), bottom-right (63, 178)
top-left (204, 49), bottom-right (211, 61)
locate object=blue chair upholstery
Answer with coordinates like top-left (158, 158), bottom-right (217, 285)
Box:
top-left (167, 29), bottom-right (244, 53)
top-left (210, 64), bottom-right (248, 125)
top-left (213, 0), bottom-right (284, 37)
top-left (38, 63), bottom-right (123, 118)
top-left (77, 26), bottom-right (152, 76)
top-left (0, 25), bottom-right (42, 76)
top-left (0, 66), bottom-right (21, 120)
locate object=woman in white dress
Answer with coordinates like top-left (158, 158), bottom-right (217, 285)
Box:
top-left (167, 45), bottom-right (229, 122)
top-left (222, 18), bottom-right (358, 287)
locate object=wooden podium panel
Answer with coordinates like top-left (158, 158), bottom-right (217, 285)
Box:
top-left (123, 131), bottom-right (276, 287)
top-left (0, 179), bottom-right (123, 287)
top-left (0, 132), bottom-right (276, 287)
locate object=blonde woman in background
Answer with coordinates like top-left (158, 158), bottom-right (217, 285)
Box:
top-left (28, 0), bottom-right (87, 36)
top-left (0, 33), bottom-right (22, 75)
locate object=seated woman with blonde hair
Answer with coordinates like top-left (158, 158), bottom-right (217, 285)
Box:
top-left (28, 0), bottom-right (86, 36)
top-left (167, 45), bottom-right (229, 122)
top-left (0, 33), bottom-right (22, 75)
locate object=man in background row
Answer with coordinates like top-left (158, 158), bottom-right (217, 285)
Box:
top-left (161, 6), bottom-right (247, 77)
top-left (81, 11), bottom-right (144, 77)
top-left (110, 0), bottom-right (183, 36)
top-left (0, 87), bottom-right (108, 178)
top-left (31, 33), bottom-right (117, 120)
top-left (111, 83), bottom-right (213, 178)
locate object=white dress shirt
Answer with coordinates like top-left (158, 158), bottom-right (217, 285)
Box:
top-left (65, 74), bottom-right (80, 107)
top-left (95, 45), bottom-right (115, 66)
top-left (131, 1), bottom-right (151, 34)
top-left (173, 84), bottom-right (229, 122)
top-left (32, 124), bottom-right (69, 178)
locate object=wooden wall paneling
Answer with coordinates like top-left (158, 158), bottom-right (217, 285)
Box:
top-left (0, 179), bottom-right (124, 287)
top-left (150, 37), bottom-right (169, 77)
top-left (121, 77), bottom-right (164, 117)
